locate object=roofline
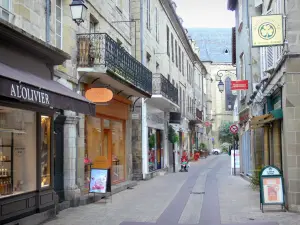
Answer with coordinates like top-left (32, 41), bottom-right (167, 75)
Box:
top-left (227, 0), bottom-right (237, 11)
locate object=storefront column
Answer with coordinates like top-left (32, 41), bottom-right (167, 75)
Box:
top-left (142, 99), bottom-right (149, 179)
top-left (264, 126), bottom-right (270, 166)
top-left (273, 120), bottom-right (282, 169)
top-left (63, 111), bottom-right (80, 203)
top-left (163, 112), bottom-right (169, 168)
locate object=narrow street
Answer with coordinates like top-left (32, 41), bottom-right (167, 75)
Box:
top-left (43, 156), bottom-right (300, 225)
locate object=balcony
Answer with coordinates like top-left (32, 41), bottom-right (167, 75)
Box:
top-left (147, 74), bottom-right (179, 112)
top-left (77, 33), bottom-right (152, 97)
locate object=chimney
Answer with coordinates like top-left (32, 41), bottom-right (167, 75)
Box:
top-left (171, 1), bottom-right (177, 12)
top-left (178, 16), bottom-right (183, 25)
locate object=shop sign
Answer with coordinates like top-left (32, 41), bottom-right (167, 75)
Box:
top-left (231, 80), bottom-right (249, 91)
top-left (259, 166), bottom-right (285, 212)
top-left (89, 168), bottom-right (111, 194)
top-left (251, 14), bottom-right (284, 47)
top-left (169, 112), bottom-right (181, 124)
top-left (239, 108), bottom-right (249, 124)
top-left (10, 83), bottom-right (50, 105)
top-left (85, 88), bottom-right (113, 103)
top-left (132, 113), bottom-right (140, 120)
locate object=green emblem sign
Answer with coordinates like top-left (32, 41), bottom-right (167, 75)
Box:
top-left (259, 165), bottom-right (286, 213)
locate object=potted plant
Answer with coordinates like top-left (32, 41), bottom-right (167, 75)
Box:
top-left (168, 126), bottom-right (179, 172)
top-left (199, 143), bottom-right (208, 158)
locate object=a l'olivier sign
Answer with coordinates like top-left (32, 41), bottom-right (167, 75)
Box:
top-left (10, 84), bottom-right (50, 105)
top-left (251, 14), bottom-right (284, 47)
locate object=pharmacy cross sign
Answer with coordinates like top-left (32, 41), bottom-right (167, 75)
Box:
top-left (229, 124), bottom-right (239, 134)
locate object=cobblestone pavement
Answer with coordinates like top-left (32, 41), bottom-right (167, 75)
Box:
top-left (43, 155), bottom-right (300, 225)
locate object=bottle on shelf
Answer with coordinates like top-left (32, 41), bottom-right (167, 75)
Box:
top-left (0, 181), bottom-right (3, 195)
top-left (0, 152), bottom-right (2, 161)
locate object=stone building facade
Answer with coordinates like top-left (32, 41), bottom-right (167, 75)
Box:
top-left (228, 0), bottom-right (300, 212)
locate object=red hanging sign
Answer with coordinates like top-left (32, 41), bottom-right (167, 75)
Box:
top-left (231, 80), bottom-right (249, 90)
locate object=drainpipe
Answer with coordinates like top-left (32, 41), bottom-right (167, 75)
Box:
top-left (140, 1), bottom-right (148, 179)
top-left (46, 0), bottom-right (51, 44)
top-left (246, 0), bottom-right (253, 94)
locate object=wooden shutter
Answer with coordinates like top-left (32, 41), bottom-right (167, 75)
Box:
top-left (232, 27), bottom-right (236, 65)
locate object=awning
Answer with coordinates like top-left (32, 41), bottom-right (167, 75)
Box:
top-left (0, 62), bottom-right (95, 115)
top-left (250, 109), bottom-right (283, 129)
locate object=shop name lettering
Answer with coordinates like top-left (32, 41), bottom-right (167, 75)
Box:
top-left (10, 84), bottom-right (50, 105)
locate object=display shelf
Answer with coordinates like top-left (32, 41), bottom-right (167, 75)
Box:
top-left (0, 128), bottom-right (26, 134)
top-left (0, 129), bottom-right (14, 197)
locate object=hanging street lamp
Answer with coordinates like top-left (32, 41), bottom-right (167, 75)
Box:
top-left (217, 80), bottom-right (225, 93)
top-left (70, 0), bottom-right (88, 26)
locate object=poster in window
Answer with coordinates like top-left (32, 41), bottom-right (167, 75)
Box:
top-left (262, 177), bottom-right (284, 204)
top-left (89, 168), bottom-right (108, 193)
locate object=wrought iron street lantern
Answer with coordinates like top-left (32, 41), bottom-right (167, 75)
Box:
top-left (70, 0), bottom-right (88, 26)
top-left (217, 80), bottom-right (225, 93)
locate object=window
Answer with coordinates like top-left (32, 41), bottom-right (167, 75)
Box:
top-left (175, 40), bottom-right (178, 67)
top-left (183, 90), bottom-right (185, 116)
top-left (186, 60), bottom-right (189, 79)
top-left (240, 53), bottom-right (246, 98)
top-left (0, 0), bottom-right (10, 21)
top-left (171, 33), bottom-right (174, 62)
top-left (41, 115), bottom-right (51, 188)
top-left (182, 53), bottom-right (184, 75)
top-left (90, 16), bottom-right (98, 33)
top-left (179, 47), bottom-right (181, 71)
top-left (155, 7), bottom-right (159, 42)
top-left (0, 107), bottom-right (36, 197)
top-left (166, 26), bottom-right (170, 56)
top-left (179, 87), bottom-right (182, 111)
top-left (55, 0), bottom-right (63, 49)
top-left (146, 0), bottom-right (150, 30)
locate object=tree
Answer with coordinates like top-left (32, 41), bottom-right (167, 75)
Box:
top-left (218, 121), bottom-right (235, 144)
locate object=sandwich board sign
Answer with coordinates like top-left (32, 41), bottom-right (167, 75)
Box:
top-left (259, 165), bottom-right (285, 212)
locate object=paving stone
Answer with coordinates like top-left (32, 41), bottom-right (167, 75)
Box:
top-left (42, 155), bottom-right (300, 225)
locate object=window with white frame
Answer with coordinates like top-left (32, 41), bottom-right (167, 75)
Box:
top-left (146, 0), bottom-right (150, 30)
top-left (0, 0), bottom-right (11, 21)
top-left (155, 7), bottom-right (159, 42)
top-left (240, 53), bottom-right (246, 99)
top-left (55, 0), bottom-right (63, 49)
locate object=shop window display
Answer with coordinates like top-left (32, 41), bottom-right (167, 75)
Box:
top-left (0, 106), bottom-right (36, 198)
top-left (85, 116), bottom-right (102, 192)
top-left (111, 120), bottom-right (125, 183)
top-left (148, 128), bottom-right (163, 172)
top-left (41, 115), bottom-right (51, 188)
top-left (85, 116), bottom-right (126, 187)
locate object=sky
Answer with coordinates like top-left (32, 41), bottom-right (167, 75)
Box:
top-left (173, 0), bottom-right (235, 28)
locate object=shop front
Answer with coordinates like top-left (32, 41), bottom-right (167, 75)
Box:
top-left (147, 105), bottom-right (165, 172)
top-left (84, 94), bottom-right (131, 192)
top-left (250, 90), bottom-right (283, 170)
top-left (0, 22), bottom-right (95, 223)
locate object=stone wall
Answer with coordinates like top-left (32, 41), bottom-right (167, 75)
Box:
top-left (282, 71), bottom-right (300, 212)
top-left (132, 107), bottom-right (143, 180)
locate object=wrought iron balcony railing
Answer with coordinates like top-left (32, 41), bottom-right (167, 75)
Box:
top-left (152, 74), bottom-right (178, 105)
top-left (77, 33), bottom-right (152, 95)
